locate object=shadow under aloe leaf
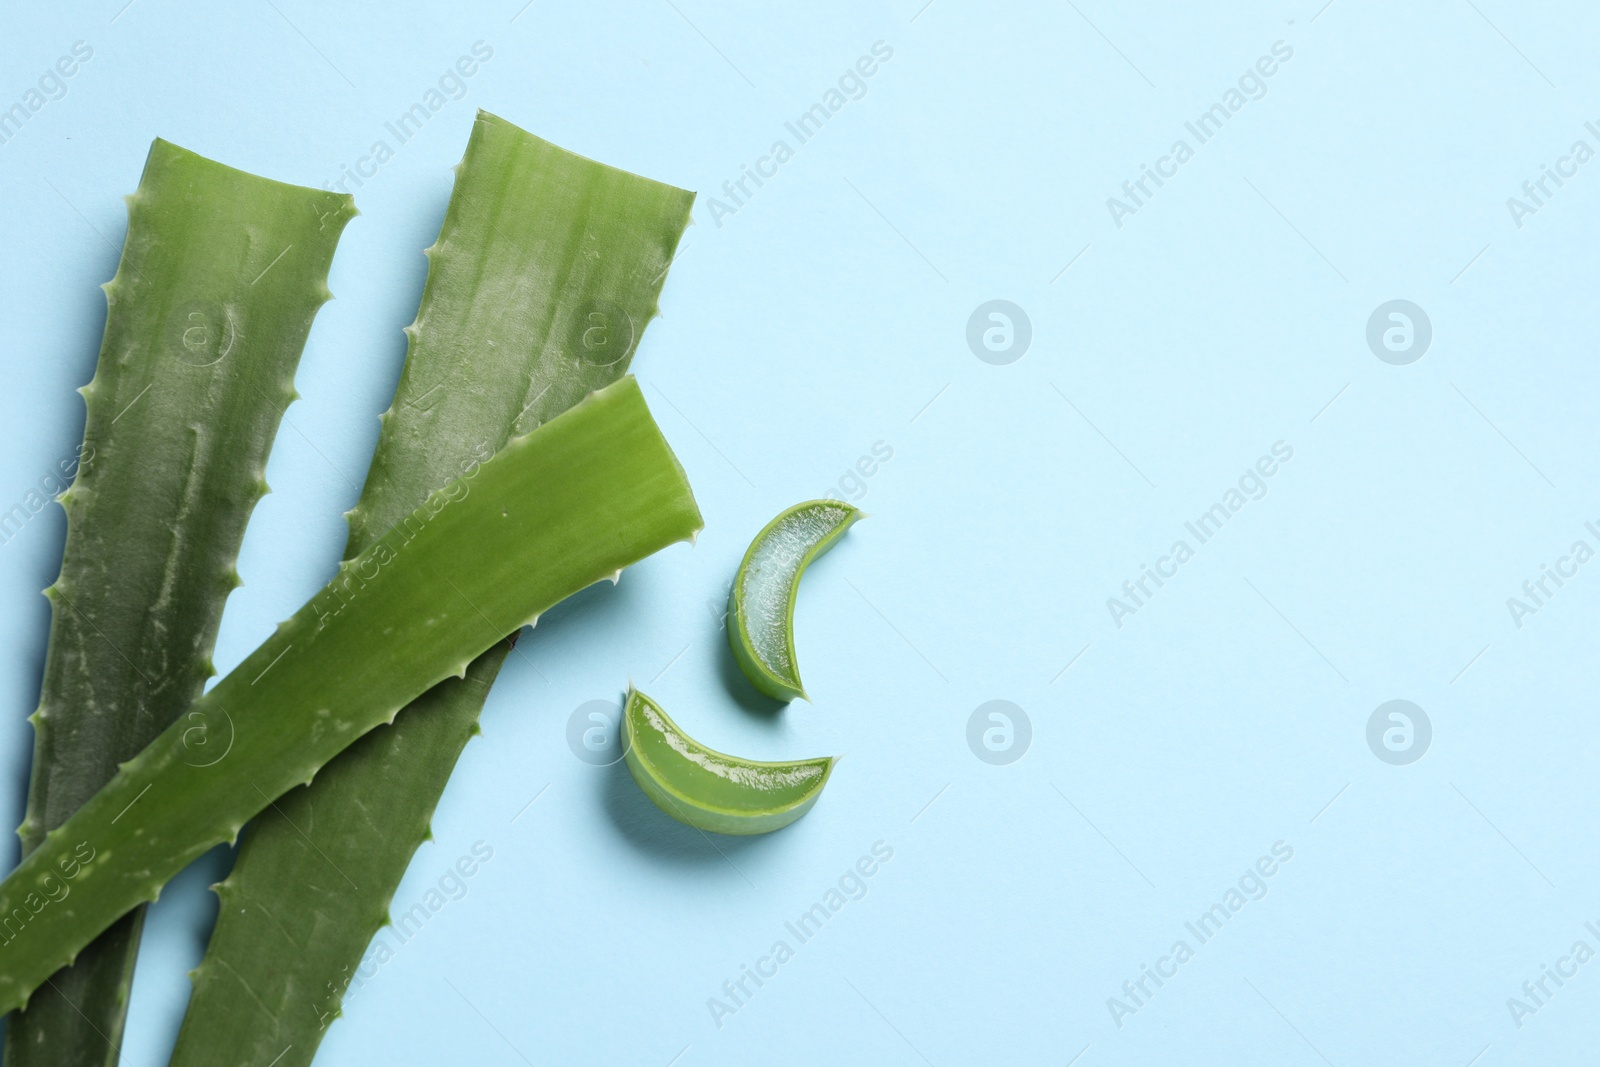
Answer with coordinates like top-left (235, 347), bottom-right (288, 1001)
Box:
top-left (718, 632), bottom-right (789, 719)
top-left (515, 563), bottom-right (649, 660)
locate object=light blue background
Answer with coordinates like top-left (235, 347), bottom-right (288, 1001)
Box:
top-left (2, 1), bottom-right (1598, 1064)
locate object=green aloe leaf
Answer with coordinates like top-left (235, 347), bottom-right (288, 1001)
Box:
top-left (4, 140), bottom-right (354, 1067)
top-left (728, 500), bottom-right (862, 701)
top-left (0, 376), bottom-right (701, 1016)
top-left (172, 110), bottom-right (695, 1067)
top-left (624, 688), bottom-right (836, 834)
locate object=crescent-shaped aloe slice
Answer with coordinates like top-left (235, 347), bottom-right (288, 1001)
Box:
top-left (5, 140), bottom-right (355, 1067)
top-left (171, 112), bottom-right (694, 1067)
top-left (623, 689), bottom-right (836, 835)
top-left (0, 376), bottom-right (700, 1015)
top-left (728, 500), bottom-right (861, 701)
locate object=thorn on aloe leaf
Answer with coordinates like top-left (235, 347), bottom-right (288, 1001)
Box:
top-left (5, 137), bottom-right (356, 1067)
top-left (168, 113), bottom-right (699, 1067)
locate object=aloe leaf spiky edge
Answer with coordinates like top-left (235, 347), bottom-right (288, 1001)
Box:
top-left (170, 111), bottom-right (695, 1066)
top-left (4, 140), bottom-right (355, 1067)
top-left (0, 375), bottom-right (702, 1017)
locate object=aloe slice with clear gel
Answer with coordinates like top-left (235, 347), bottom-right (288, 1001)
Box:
top-left (727, 500), bottom-right (861, 701)
top-left (623, 688), bottom-right (836, 835)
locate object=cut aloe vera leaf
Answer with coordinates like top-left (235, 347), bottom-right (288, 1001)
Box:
top-left (0, 376), bottom-right (700, 1015)
top-left (728, 500), bottom-right (862, 701)
top-left (624, 689), bottom-right (836, 835)
top-left (4, 140), bottom-right (355, 1067)
top-left (171, 112), bottom-right (695, 1067)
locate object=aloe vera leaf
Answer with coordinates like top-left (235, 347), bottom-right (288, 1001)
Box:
top-left (623, 688), bottom-right (836, 835)
top-left (3, 140), bottom-right (355, 1067)
top-left (0, 376), bottom-right (701, 1016)
top-left (728, 501), bottom-right (862, 701)
top-left (169, 111), bottom-right (694, 1065)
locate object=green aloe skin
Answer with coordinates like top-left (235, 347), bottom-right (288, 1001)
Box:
top-left (729, 501), bottom-right (862, 702)
top-left (624, 689), bottom-right (836, 835)
top-left (0, 376), bottom-right (702, 1018)
top-left (170, 111), bottom-right (695, 1066)
top-left (4, 140), bottom-right (355, 1067)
